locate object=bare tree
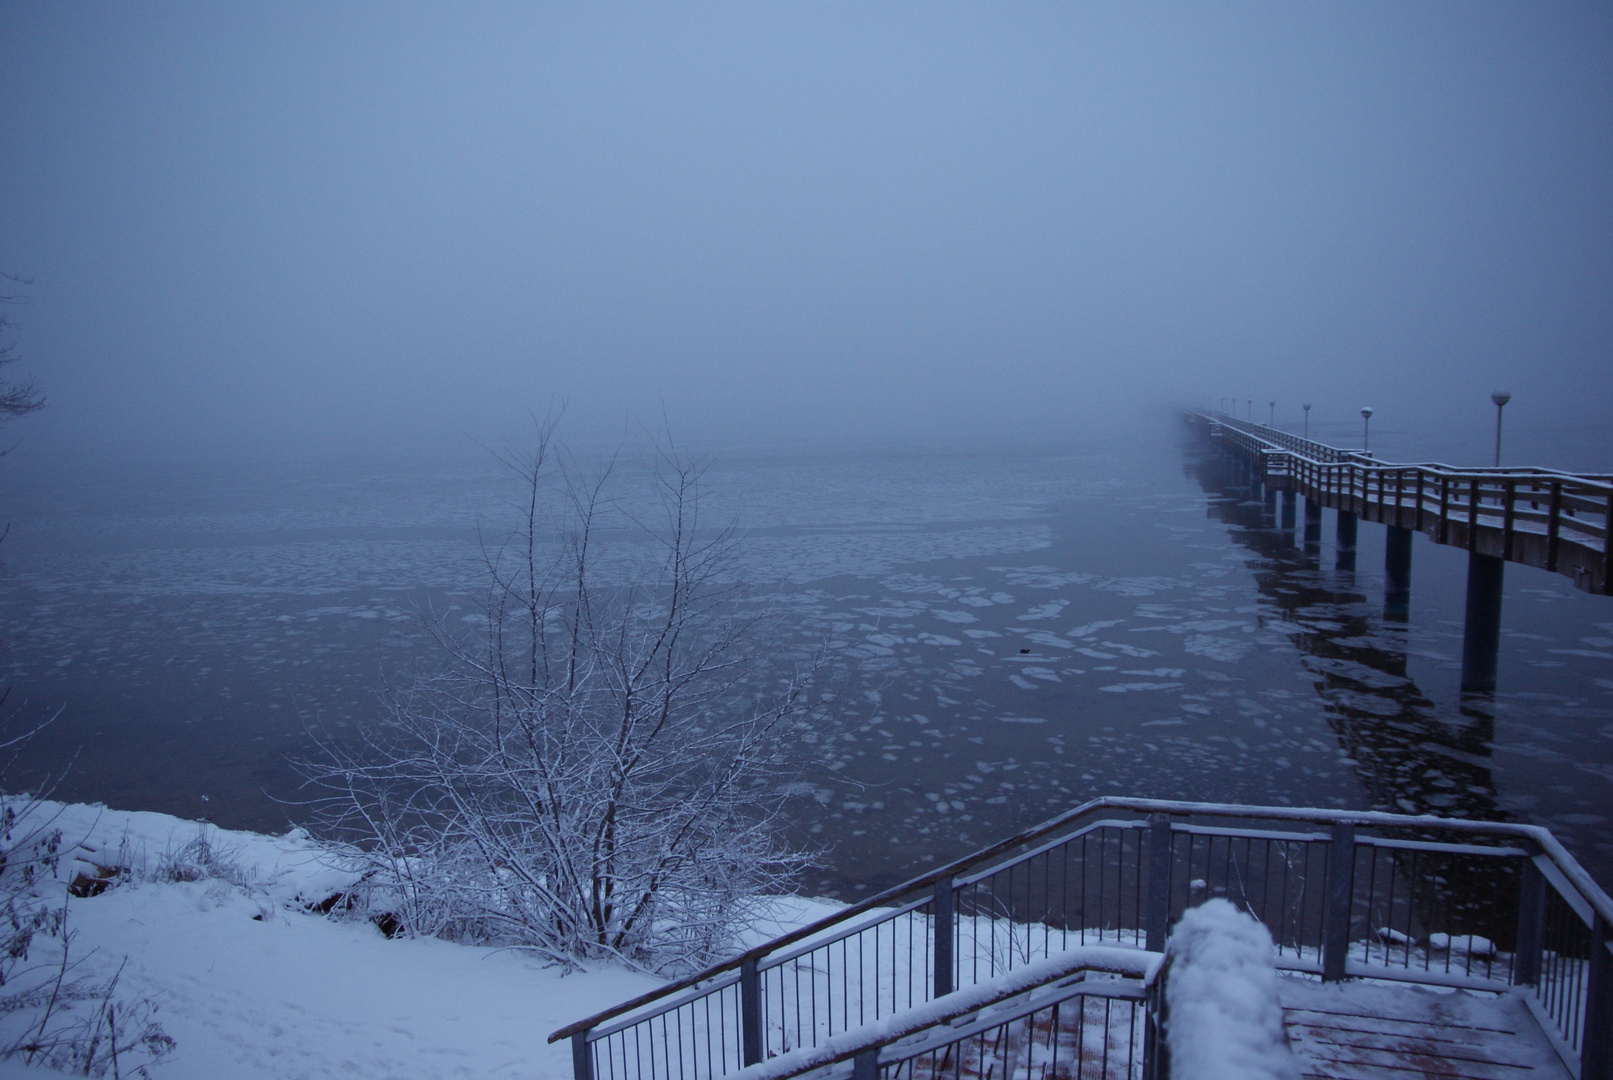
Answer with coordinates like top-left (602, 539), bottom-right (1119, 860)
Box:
top-left (303, 422), bottom-right (818, 971)
top-left (0, 276), bottom-right (45, 444)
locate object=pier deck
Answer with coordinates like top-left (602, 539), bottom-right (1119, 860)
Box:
top-left (1191, 411), bottom-right (1611, 594)
top-left (1282, 976), bottom-right (1574, 1080)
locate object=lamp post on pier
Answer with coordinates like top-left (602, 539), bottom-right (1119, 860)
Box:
top-left (1302, 403), bottom-right (1311, 438)
top-left (1361, 406), bottom-right (1373, 454)
top-left (1491, 391), bottom-right (1511, 467)
top-left (1268, 401), bottom-right (1275, 426)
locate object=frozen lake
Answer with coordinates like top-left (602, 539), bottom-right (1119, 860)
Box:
top-left (1, 419), bottom-right (1610, 896)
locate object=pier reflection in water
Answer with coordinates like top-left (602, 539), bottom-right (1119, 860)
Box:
top-left (1187, 443), bottom-right (1504, 825)
top-left (1187, 445), bottom-right (1526, 945)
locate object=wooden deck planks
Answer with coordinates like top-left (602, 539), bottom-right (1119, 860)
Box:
top-left (1278, 976), bottom-right (1574, 1080)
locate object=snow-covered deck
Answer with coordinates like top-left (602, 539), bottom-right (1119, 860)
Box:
top-left (1280, 976), bottom-right (1574, 1080)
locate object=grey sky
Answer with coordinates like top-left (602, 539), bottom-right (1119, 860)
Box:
top-left (1, 3), bottom-right (1609, 464)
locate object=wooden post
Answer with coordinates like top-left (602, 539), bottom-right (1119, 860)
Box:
top-left (1502, 480), bottom-right (1517, 560)
top-left (1438, 474), bottom-right (1450, 544)
top-left (854, 1048), bottom-right (881, 1080)
top-left (1546, 482), bottom-right (1562, 572)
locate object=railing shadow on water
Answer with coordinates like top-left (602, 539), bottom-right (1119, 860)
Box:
top-left (554, 798), bottom-right (1613, 1080)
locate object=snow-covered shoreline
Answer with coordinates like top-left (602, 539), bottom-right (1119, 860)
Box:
top-left (0, 801), bottom-right (845, 1080)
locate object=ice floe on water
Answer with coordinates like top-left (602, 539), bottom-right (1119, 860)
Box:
top-left (1184, 634), bottom-right (1255, 662)
top-left (1018, 600), bottom-right (1069, 620)
top-left (4, 442), bottom-right (1613, 897)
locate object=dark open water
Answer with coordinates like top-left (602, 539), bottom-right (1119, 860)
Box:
top-left (1, 419), bottom-right (1609, 897)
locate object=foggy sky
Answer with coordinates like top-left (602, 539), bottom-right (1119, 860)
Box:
top-left (1, 3), bottom-right (1609, 466)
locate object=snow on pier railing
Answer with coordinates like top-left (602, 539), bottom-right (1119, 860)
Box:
top-left (1189, 409), bottom-right (1613, 594)
top-left (554, 797), bottom-right (1613, 1080)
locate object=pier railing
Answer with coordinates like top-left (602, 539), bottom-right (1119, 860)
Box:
top-left (550, 797), bottom-right (1613, 1080)
top-left (1195, 411), bottom-right (1613, 594)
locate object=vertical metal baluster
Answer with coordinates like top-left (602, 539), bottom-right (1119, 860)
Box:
top-left (810, 949), bottom-right (819, 1045)
top-left (1277, 840), bottom-right (1292, 956)
top-left (1362, 843), bottom-right (1380, 966)
top-left (676, 1001), bottom-right (687, 1080)
top-left (1060, 841), bottom-right (1070, 951)
top-left (1043, 848), bottom-right (1052, 958)
top-left (719, 988), bottom-right (729, 1074)
top-left (1085, 833), bottom-right (1094, 945)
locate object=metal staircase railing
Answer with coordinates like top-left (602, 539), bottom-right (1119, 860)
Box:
top-left (550, 798), bottom-right (1613, 1080)
top-left (713, 947), bottom-right (1160, 1080)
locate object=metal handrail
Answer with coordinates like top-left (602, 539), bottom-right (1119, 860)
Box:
top-left (549, 797), bottom-right (1612, 1044)
top-left (719, 947), bottom-right (1159, 1080)
top-left (556, 797), bottom-right (1613, 1080)
top-left (1273, 451), bottom-right (1613, 497)
top-left (549, 803), bottom-right (1142, 1044)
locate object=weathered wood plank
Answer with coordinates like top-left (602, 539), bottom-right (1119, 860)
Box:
top-left (1278, 976), bottom-right (1573, 1080)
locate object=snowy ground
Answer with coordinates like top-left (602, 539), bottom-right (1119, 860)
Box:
top-left (0, 801), bottom-right (844, 1080)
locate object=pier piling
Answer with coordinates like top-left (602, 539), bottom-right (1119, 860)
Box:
top-left (1336, 510), bottom-right (1358, 572)
top-left (1187, 408), bottom-right (1611, 694)
top-left (1461, 552), bottom-right (1505, 694)
top-left (1384, 526), bottom-right (1413, 621)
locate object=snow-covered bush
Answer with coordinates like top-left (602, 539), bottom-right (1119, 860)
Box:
top-left (301, 424), bottom-right (820, 971)
top-left (0, 791), bottom-right (175, 1077)
top-left (1162, 898), bottom-right (1299, 1080)
top-left (153, 829), bottom-right (252, 889)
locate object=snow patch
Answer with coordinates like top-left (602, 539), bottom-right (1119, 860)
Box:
top-left (1427, 933), bottom-right (1497, 958)
top-left (1164, 900), bottom-right (1299, 1080)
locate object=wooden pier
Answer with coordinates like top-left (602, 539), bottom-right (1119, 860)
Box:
top-left (1186, 411), bottom-right (1613, 692)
